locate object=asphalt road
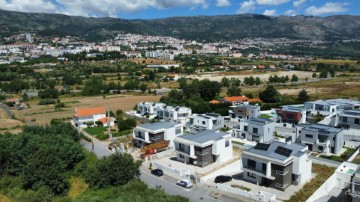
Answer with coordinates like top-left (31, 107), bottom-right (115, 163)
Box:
top-left (0, 103), bottom-right (13, 118)
top-left (80, 133), bottom-right (245, 202)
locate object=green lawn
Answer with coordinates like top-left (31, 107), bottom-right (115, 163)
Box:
top-left (259, 114), bottom-right (273, 119)
top-left (84, 127), bottom-right (108, 140)
top-left (319, 147), bottom-right (356, 162)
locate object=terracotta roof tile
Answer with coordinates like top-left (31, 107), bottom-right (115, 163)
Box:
top-left (75, 107), bottom-right (106, 117)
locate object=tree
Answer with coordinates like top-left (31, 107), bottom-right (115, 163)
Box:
top-left (95, 121), bottom-right (103, 127)
top-left (139, 83), bottom-right (148, 93)
top-left (291, 74), bottom-right (299, 82)
top-left (117, 118), bottom-right (136, 131)
top-left (85, 153), bottom-right (141, 188)
top-left (178, 77), bottom-right (187, 89)
top-left (259, 85), bottom-right (282, 103)
top-left (168, 89), bottom-right (184, 100)
top-left (227, 85), bottom-right (241, 96)
top-left (230, 78), bottom-right (241, 87)
top-left (297, 89), bottom-right (310, 102)
top-left (312, 72), bottom-right (317, 78)
top-left (221, 77), bottom-right (230, 88)
top-left (319, 71), bottom-right (328, 78)
top-left (255, 77), bottom-right (261, 86)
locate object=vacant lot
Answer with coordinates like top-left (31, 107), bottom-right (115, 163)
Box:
top-left (0, 109), bottom-right (24, 134)
top-left (129, 58), bottom-right (178, 65)
top-left (185, 71), bottom-right (314, 82)
top-left (13, 94), bottom-right (161, 126)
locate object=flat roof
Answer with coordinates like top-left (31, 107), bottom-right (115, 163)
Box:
top-left (341, 110), bottom-right (360, 117)
top-left (299, 124), bottom-right (342, 134)
top-left (281, 106), bottom-right (305, 113)
top-left (138, 121), bottom-right (178, 131)
top-left (247, 141), bottom-right (306, 161)
top-left (245, 118), bottom-right (273, 125)
top-left (178, 130), bottom-right (228, 144)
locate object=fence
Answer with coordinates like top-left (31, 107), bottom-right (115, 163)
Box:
top-left (152, 161), bottom-right (190, 179)
top-left (216, 183), bottom-right (278, 202)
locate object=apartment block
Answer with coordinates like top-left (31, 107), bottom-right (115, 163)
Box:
top-left (174, 131), bottom-right (232, 167)
top-left (242, 141), bottom-right (312, 191)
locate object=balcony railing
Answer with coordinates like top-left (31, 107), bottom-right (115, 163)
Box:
top-left (243, 165), bottom-right (266, 175)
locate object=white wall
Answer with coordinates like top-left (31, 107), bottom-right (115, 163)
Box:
top-left (306, 173), bottom-right (337, 202)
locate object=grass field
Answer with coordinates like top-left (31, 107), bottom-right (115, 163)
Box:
top-left (0, 109), bottom-right (24, 134)
top-left (84, 127), bottom-right (106, 136)
top-left (13, 94), bottom-right (161, 126)
top-left (287, 164), bottom-right (335, 202)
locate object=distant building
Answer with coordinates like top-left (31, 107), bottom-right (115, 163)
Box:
top-left (337, 110), bottom-right (360, 130)
top-left (242, 141), bottom-right (312, 191)
top-left (275, 106), bottom-right (307, 124)
top-left (137, 102), bottom-right (166, 116)
top-left (74, 107), bottom-right (115, 128)
top-left (229, 104), bottom-right (260, 122)
top-left (156, 106), bottom-right (192, 125)
top-left (174, 130), bottom-right (232, 167)
top-left (188, 113), bottom-right (225, 132)
top-left (220, 96), bottom-right (250, 105)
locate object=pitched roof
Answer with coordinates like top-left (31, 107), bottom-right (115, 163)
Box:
top-left (75, 107), bottom-right (106, 117)
top-left (98, 117), bottom-right (114, 124)
top-left (209, 100), bottom-right (220, 104)
top-left (223, 96), bottom-right (249, 103)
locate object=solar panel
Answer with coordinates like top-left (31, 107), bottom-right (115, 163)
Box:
top-left (274, 146), bottom-right (292, 157)
top-left (254, 143), bottom-right (270, 151)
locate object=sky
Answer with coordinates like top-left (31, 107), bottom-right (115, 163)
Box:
top-left (0, 0), bottom-right (359, 19)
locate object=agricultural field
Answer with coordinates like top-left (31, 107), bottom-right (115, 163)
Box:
top-left (12, 94), bottom-right (161, 126)
top-left (0, 109), bottom-right (23, 134)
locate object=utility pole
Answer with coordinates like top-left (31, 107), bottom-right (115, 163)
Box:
top-left (108, 110), bottom-right (112, 140)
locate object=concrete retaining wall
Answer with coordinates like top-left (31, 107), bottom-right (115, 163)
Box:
top-left (306, 173), bottom-right (337, 202)
top-left (199, 160), bottom-right (241, 183)
top-left (217, 183), bottom-right (278, 202)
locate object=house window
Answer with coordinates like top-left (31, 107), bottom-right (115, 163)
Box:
top-left (305, 134), bottom-right (313, 138)
top-left (244, 126), bottom-right (248, 132)
top-left (253, 127), bottom-right (258, 134)
top-left (179, 154), bottom-right (184, 158)
top-left (202, 121), bottom-right (206, 125)
top-left (355, 119), bottom-right (360, 125)
top-left (137, 131), bottom-right (141, 137)
top-left (343, 117), bottom-right (348, 123)
top-left (248, 159), bottom-right (256, 168)
top-left (247, 172), bottom-right (256, 178)
top-left (225, 140), bottom-right (230, 147)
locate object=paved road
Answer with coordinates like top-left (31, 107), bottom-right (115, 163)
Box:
top-left (80, 131), bottom-right (245, 202)
top-left (0, 103), bottom-right (13, 118)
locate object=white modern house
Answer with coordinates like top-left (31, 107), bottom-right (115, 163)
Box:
top-left (295, 124), bottom-right (344, 155)
top-left (133, 121), bottom-right (183, 148)
top-left (156, 106), bottom-right (192, 125)
top-left (137, 102), bottom-right (166, 118)
top-left (233, 118), bottom-right (275, 143)
top-left (336, 109), bottom-right (360, 130)
top-left (174, 131), bottom-right (232, 167)
top-left (74, 107), bottom-right (115, 128)
top-left (305, 99), bottom-right (360, 116)
top-left (229, 104), bottom-right (260, 122)
top-left (242, 141), bottom-right (312, 191)
top-left (188, 113), bottom-right (224, 132)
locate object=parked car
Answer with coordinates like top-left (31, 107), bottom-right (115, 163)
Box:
top-left (151, 168), bottom-right (164, 177)
top-left (214, 175), bottom-right (232, 183)
top-left (176, 179), bottom-right (192, 188)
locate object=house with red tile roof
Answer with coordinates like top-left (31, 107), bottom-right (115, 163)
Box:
top-left (258, 65), bottom-right (266, 69)
top-left (74, 107), bottom-right (115, 127)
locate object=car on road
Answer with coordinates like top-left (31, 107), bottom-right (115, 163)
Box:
top-left (214, 175), bottom-right (232, 183)
top-left (177, 179), bottom-right (192, 188)
top-left (151, 168), bottom-right (164, 177)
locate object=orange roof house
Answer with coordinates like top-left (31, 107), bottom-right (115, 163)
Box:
top-left (221, 96), bottom-right (250, 103)
top-left (75, 107), bottom-right (106, 117)
top-left (98, 117), bottom-right (114, 124)
top-left (209, 100), bottom-right (220, 104)
top-left (258, 65), bottom-right (266, 69)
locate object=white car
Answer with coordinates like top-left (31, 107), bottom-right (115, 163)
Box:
top-left (176, 179), bottom-right (193, 188)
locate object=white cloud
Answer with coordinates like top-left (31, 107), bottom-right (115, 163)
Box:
top-left (293, 0), bottom-right (306, 7)
top-left (0, 0), bottom-right (58, 13)
top-left (263, 9), bottom-right (276, 16)
top-left (216, 0), bottom-right (231, 7)
top-left (236, 0), bottom-right (256, 14)
top-left (256, 0), bottom-right (290, 5)
top-left (284, 9), bottom-right (296, 16)
top-left (305, 2), bottom-right (349, 15)
top-left (0, 0), bottom-right (211, 17)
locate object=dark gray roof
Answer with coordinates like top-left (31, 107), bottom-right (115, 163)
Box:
top-left (138, 121), bottom-right (178, 130)
top-left (247, 141), bottom-right (306, 161)
top-left (342, 110), bottom-right (360, 117)
top-left (299, 124), bottom-right (342, 134)
top-left (246, 118), bottom-right (273, 125)
top-left (178, 130), bottom-right (228, 144)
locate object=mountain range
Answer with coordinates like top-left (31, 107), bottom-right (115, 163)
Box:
top-left (1, 9), bottom-right (360, 42)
